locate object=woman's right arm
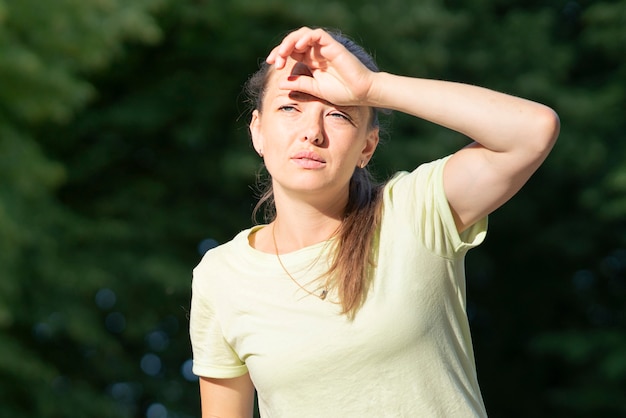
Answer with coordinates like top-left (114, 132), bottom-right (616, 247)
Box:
top-left (199, 374), bottom-right (255, 418)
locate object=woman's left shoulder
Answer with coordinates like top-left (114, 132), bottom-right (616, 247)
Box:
top-left (383, 156), bottom-right (452, 195)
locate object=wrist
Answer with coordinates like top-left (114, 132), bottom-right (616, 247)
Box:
top-left (365, 72), bottom-right (392, 108)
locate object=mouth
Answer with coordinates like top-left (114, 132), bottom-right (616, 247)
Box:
top-left (291, 151), bottom-right (326, 168)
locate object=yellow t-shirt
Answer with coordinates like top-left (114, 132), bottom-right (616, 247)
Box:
top-left (190, 156), bottom-right (488, 417)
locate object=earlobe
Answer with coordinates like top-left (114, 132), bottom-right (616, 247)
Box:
top-left (360, 127), bottom-right (380, 164)
top-left (250, 110), bottom-right (263, 154)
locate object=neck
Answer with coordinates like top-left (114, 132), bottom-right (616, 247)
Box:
top-left (271, 187), bottom-right (348, 253)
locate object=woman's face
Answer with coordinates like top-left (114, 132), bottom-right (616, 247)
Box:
top-left (250, 58), bottom-right (379, 202)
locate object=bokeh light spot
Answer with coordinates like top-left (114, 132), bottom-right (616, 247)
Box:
top-left (146, 402), bottom-right (168, 418)
top-left (95, 288), bottom-right (117, 310)
top-left (110, 382), bottom-right (134, 403)
top-left (572, 269), bottom-right (595, 291)
top-left (181, 358), bottom-right (198, 382)
top-left (33, 322), bottom-right (53, 341)
top-left (146, 330), bottom-right (170, 352)
top-left (141, 353), bottom-right (162, 376)
top-left (198, 238), bottom-right (218, 255)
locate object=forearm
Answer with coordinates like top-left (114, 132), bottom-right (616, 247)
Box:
top-left (367, 72), bottom-right (559, 153)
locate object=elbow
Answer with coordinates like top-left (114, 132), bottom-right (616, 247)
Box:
top-left (529, 105), bottom-right (560, 158)
top-left (541, 106), bottom-right (560, 148)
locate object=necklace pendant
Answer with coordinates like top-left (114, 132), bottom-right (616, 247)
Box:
top-left (272, 223), bottom-right (329, 301)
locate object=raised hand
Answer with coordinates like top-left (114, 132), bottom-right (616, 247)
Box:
top-left (265, 27), bottom-right (375, 107)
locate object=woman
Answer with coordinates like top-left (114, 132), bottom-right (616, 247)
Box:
top-left (190, 27), bottom-right (559, 417)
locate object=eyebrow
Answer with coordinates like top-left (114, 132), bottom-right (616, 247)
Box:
top-left (285, 91), bottom-right (360, 113)
top-left (286, 91), bottom-right (322, 102)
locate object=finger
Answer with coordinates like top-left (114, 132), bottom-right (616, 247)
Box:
top-left (267, 27), bottom-right (331, 67)
top-left (267, 41), bottom-right (300, 69)
top-left (268, 28), bottom-right (311, 59)
top-left (266, 46), bottom-right (280, 65)
top-left (292, 29), bottom-right (327, 53)
top-left (277, 75), bottom-right (320, 98)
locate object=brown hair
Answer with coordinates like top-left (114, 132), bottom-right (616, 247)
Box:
top-left (245, 29), bottom-right (387, 318)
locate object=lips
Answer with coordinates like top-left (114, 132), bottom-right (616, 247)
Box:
top-left (292, 151), bottom-right (326, 163)
top-left (291, 150), bottom-right (326, 168)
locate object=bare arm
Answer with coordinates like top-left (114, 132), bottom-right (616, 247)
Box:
top-left (268, 27), bottom-right (560, 232)
top-left (199, 374), bottom-right (255, 418)
top-left (367, 73), bottom-right (560, 232)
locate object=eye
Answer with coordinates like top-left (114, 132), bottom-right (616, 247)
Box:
top-left (330, 112), bottom-right (348, 119)
top-left (328, 111), bottom-right (355, 124)
top-left (278, 105), bottom-right (298, 112)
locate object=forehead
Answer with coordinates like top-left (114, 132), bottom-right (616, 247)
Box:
top-left (264, 58), bottom-right (371, 119)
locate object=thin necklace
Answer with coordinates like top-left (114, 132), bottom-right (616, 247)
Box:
top-left (271, 223), bottom-right (329, 300)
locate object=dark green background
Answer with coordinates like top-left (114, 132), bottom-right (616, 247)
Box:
top-left (1, 0), bottom-right (624, 417)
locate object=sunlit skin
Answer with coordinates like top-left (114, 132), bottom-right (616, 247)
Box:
top-left (251, 60), bottom-right (377, 202)
top-left (249, 59), bottom-right (378, 252)
top-left (263, 27), bottom-right (559, 236)
top-left (199, 27), bottom-right (560, 418)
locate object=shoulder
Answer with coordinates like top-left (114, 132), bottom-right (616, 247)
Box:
top-left (384, 156), bottom-right (451, 192)
top-left (382, 156), bottom-right (452, 210)
top-left (380, 156), bottom-right (486, 255)
top-left (193, 228), bottom-right (254, 277)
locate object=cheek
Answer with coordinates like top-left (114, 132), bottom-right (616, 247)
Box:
top-left (260, 134), bottom-right (288, 174)
top-left (261, 121), bottom-right (293, 146)
top-left (343, 137), bottom-right (368, 160)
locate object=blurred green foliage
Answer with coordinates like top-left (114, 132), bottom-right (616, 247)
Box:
top-left (0, 0), bottom-right (624, 417)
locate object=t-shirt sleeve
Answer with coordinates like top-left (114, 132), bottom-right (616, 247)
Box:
top-left (189, 261), bottom-right (249, 379)
top-left (383, 156), bottom-right (487, 258)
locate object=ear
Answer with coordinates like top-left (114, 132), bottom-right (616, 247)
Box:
top-left (359, 126), bottom-right (379, 166)
top-left (250, 110), bottom-right (263, 155)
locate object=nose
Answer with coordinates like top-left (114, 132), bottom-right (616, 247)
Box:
top-left (304, 133), bottom-right (322, 145)
top-left (301, 113), bottom-right (324, 145)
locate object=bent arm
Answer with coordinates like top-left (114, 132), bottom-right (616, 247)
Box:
top-left (367, 73), bottom-right (560, 232)
top-left (266, 27), bottom-right (560, 232)
top-left (199, 374), bottom-right (255, 418)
